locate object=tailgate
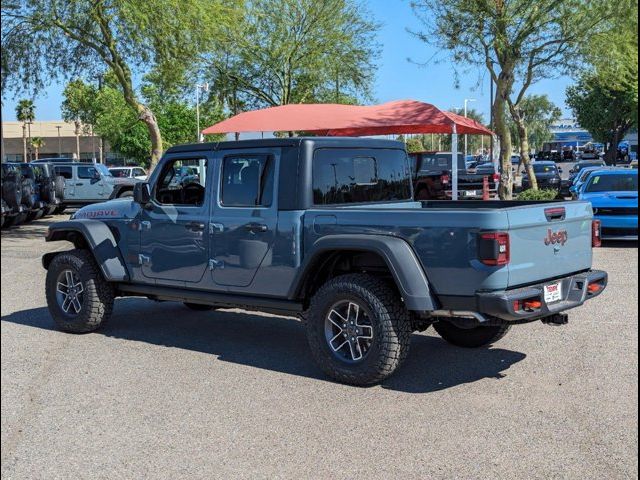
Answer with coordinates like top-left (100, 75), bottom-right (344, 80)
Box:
top-left (507, 201), bottom-right (593, 287)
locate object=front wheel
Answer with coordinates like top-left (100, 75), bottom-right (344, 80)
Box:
top-left (433, 320), bottom-right (510, 348)
top-left (117, 190), bottom-right (134, 198)
top-left (45, 249), bottom-right (115, 333)
top-left (306, 274), bottom-right (412, 386)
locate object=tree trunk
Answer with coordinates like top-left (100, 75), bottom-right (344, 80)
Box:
top-left (604, 129), bottom-right (623, 166)
top-left (138, 105), bottom-right (163, 171)
top-left (22, 124), bottom-right (27, 162)
top-left (74, 120), bottom-right (81, 160)
top-left (34, 148), bottom-right (39, 160)
top-left (517, 118), bottom-right (537, 190)
top-left (494, 87), bottom-right (513, 200)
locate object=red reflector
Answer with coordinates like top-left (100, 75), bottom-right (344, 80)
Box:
top-left (513, 300), bottom-right (521, 312)
top-left (478, 232), bottom-right (510, 266)
top-left (523, 300), bottom-right (542, 310)
top-left (592, 220), bottom-right (602, 248)
top-left (588, 283), bottom-right (602, 293)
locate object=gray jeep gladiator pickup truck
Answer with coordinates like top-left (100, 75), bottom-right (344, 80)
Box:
top-left (42, 138), bottom-right (607, 385)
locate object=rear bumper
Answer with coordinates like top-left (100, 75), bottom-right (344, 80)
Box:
top-left (476, 270), bottom-right (607, 321)
top-left (597, 215), bottom-right (638, 240)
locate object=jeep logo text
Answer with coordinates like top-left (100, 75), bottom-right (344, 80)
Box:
top-left (544, 229), bottom-right (568, 246)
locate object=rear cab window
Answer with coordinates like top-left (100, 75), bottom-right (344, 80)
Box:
top-left (312, 148), bottom-right (412, 205)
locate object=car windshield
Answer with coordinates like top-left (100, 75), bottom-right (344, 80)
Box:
top-left (95, 164), bottom-right (112, 177)
top-left (586, 173), bottom-right (638, 192)
top-left (533, 164), bottom-right (557, 174)
top-left (576, 162), bottom-right (604, 172)
top-left (109, 168), bottom-right (130, 178)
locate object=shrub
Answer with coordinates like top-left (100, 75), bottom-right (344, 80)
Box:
top-left (517, 188), bottom-right (559, 200)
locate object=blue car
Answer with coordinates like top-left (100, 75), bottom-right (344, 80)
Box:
top-left (577, 169), bottom-right (638, 240)
top-left (569, 166), bottom-right (617, 199)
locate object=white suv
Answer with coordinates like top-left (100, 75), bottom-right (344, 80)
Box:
top-left (108, 166), bottom-right (148, 181)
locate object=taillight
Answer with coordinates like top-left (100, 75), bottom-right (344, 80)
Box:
top-left (592, 220), bottom-right (602, 248)
top-left (441, 174), bottom-right (450, 185)
top-left (492, 173), bottom-right (500, 183)
top-left (478, 231), bottom-right (510, 266)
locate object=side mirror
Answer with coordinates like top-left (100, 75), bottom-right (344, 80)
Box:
top-left (133, 182), bottom-right (151, 205)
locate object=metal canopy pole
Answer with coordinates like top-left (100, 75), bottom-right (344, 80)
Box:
top-left (451, 124), bottom-right (459, 201)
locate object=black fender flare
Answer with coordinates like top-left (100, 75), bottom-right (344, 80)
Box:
top-left (109, 184), bottom-right (134, 199)
top-left (290, 234), bottom-right (438, 311)
top-left (42, 219), bottom-right (129, 281)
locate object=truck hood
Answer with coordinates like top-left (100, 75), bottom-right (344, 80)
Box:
top-left (71, 198), bottom-right (141, 220)
top-left (580, 191), bottom-right (638, 207)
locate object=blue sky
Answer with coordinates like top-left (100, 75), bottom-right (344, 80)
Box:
top-left (1, 0), bottom-right (574, 122)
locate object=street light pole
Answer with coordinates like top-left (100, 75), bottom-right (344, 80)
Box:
top-left (195, 82), bottom-right (209, 143)
top-left (463, 98), bottom-right (476, 158)
top-left (56, 125), bottom-right (62, 156)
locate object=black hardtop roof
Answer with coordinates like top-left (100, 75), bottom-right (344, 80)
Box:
top-left (165, 136), bottom-right (405, 154)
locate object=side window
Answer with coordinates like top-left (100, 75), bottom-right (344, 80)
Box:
top-left (134, 168), bottom-right (146, 177)
top-left (155, 158), bottom-right (208, 206)
top-left (77, 166), bottom-right (98, 179)
top-left (54, 166), bottom-right (73, 179)
top-left (221, 155), bottom-right (274, 207)
top-left (312, 148), bottom-right (412, 205)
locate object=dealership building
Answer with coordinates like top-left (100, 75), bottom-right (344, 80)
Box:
top-left (547, 118), bottom-right (638, 155)
top-left (1, 121), bottom-right (130, 164)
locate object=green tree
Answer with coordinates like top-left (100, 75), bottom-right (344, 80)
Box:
top-left (30, 137), bottom-right (45, 160)
top-left (2, 0), bottom-right (238, 169)
top-left (411, 0), bottom-right (613, 198)
top-left (15, 99), bottom-right (35, 162)
top-left (507, 95), bottom-right (562, 170)
top-left (405, 137), bottom-right (426, 153)
top-left (210, 0), bottom-right (380, 118)
top-left (61, 76), bottom-right (225, 166)
top-left (567, 5), bottom-right (638, 165)
top-left (567, 75), bottom-right (638, 165)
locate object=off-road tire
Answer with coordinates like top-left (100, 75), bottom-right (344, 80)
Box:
top-left (117, 190), bottom-right (134, 198)
top-left (55, 205), bottom-right (66, 215)
top-left (306, 273), bottom-right (412, 386)
top-left (2, 173), bottom-right (22, 210)
top-left (184, 302), bottom-right (216, 311)
top-left (433, 320), bottom-right (511, 348)
top-left (20, 178), bottom-right (36, 209)
top-left (54, 175), bottom-right (65, 200)
top-left (45, 249), bottom-right (115, 333)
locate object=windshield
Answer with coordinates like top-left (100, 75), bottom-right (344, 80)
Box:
top-left (95, 164), bottom-right (113, 177)
top-left (576, 162), bottom-right (604, 172)
top-left (533, 164), bottom-right (557, 174)
top-left (586, 173), bottom-right (638, 192)
top-left (109, 168), bottom-right (130, 178)
top-left (579, 169), bottom-right (597, 182)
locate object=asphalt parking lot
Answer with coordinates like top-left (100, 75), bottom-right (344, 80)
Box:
top-left (1, 216), bottom-right (637, 479)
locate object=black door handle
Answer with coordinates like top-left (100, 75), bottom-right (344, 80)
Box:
top-left (245, 223), bottom-right (268, 233)
top-left (75, 183), bottom-right (84, 186)
top-left (185, 221), bottom-right (205, 232)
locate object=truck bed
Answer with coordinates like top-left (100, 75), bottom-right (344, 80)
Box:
top-left (304, 199), bottom-right (594, 298)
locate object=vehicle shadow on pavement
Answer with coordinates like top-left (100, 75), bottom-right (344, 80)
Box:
top-left (0, 216), bottom-right (65, 240)
top-left (1, 299), bottom-right (526, 394)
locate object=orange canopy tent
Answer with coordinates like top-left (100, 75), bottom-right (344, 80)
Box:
top-left (202, 99), bottom-right (495, 200)
top-left (201, 99), bottom-right (493, 137)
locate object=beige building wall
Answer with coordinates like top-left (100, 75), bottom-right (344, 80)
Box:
top-left (1, 120), bottom-right (122, 163)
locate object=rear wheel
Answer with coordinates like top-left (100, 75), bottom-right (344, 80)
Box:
top-left (433, 320), bottom-right (510, 348)
top-left (118, 190), bottom-right (134, 198)
top-left (183, 302), bottom-right (216, 311)
top-left (306, 274), bottom-right (411, 386)
top-left (45, 249), bottom-right (114, 333)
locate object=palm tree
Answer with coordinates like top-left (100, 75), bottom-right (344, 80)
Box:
top-left (30, 137), bottom-right (45, 160)
top-left (15, 99), bottom-right (35, 162)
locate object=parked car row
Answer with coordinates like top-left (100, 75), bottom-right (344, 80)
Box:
top-left (1, 160), bottom-right (145, 229)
